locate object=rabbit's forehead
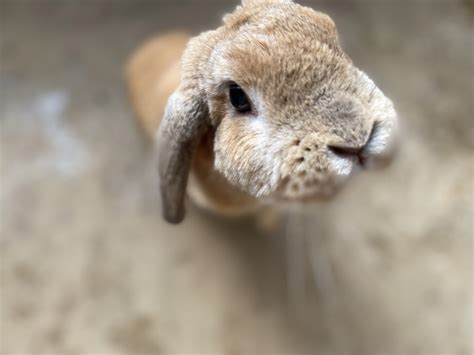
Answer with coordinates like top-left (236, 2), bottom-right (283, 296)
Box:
top-left (210, 3), bottom-right (344, 83)
top-left (224, 2), bottom-right (339, 46)
top-left (210, 34), bottom-right (353, 109)
top-left (206, 4), bottom-right (382, 119)
top-left (209, 8), bottom-right (348, 91)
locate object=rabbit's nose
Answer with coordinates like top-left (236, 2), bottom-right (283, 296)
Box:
top-left (327, 121), bottom-right (378, 164)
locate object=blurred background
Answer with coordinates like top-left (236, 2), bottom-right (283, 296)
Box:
top-left (1, 0), bottom-right (473, 354)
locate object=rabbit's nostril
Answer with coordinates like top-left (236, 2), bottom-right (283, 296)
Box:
top-left (328, 122), bottom-right (377, 159)
top-left (328, 144), bottom-right (365, 159)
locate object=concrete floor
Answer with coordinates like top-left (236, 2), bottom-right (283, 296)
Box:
top-left (1, 0), bottom-right (473, 354)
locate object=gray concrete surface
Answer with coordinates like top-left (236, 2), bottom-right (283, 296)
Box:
top-left (1, 0), bottom-right (473, 354)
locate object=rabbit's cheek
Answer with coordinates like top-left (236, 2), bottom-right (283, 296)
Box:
top-left (213, 117), bottom-right (283, 197)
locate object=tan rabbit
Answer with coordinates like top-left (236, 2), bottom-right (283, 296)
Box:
top-left (126, 0), bottom-right (399, 224)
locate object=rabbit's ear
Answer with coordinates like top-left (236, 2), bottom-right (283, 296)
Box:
top-left (242, 0), bottom-right (292, 6)
top-left (157, 86), bottom-right (209, 224)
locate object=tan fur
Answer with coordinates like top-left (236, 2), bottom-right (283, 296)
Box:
top-left (126, 32), bottom-right (189, 137)
top-left (126, 0), bottom-right (399, 224)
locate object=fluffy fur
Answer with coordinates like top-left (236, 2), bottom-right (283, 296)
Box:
top-left (126, 0), bottom-right (398, 224)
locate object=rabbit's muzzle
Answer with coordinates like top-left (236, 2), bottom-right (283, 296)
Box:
top-left (277, 118), bottom-right (398, 202)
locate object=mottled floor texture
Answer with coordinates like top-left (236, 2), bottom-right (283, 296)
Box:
top-left (1, 0), bottom-right (473, 354)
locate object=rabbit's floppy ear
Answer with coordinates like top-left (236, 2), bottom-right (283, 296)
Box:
top-left (157, 84), bottom-right (209, 224)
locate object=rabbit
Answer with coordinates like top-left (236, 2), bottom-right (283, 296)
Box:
top-left (126, 0), bottom-right (399, 224)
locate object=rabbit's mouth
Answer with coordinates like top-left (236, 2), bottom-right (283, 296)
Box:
top-left (273, 171), bottom-right (349, 203)
top-left (272, 139), bottom-right (361, 203)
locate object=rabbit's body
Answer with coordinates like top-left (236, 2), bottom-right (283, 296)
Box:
top-left (127, 0), bottom-right (399, 224)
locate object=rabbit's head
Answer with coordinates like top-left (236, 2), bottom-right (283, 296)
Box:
top-left (158, 0), bottom-right (399, 223)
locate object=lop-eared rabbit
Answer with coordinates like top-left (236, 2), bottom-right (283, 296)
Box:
top-left (127, 0), bottom-right (398, 224)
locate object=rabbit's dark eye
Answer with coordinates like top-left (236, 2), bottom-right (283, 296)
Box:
top-left (229, 84), bottom-right (252, 113)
